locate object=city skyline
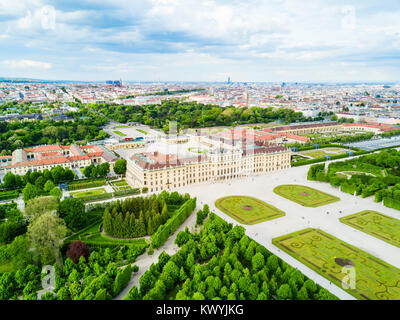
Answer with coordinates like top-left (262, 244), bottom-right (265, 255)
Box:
top-left (1, 0), bottom-right (400, 82)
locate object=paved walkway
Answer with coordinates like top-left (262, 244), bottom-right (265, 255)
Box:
top-left (114, 207), bottom-right (199, 300)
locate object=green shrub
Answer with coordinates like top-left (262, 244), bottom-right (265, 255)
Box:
top-left (113, 265), bottom-right (133, 296)
top-left (150, 198), bottom-right (196, 248)
top-left (0, 190), bottom-right (19, 201)
top-left (68, 180), bottom-right (106, 191)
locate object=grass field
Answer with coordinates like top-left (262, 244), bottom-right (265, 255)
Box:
top-left (299, 147), bottom-right (348, 159)
top-left (110, 179), bottom-right (132, 192)
top-left (273, 228), bottom-right (400, 300)
top-left (113, 130), bottom-right (127, 137)
top-left (136, 129), bottom-right (148, 135)
top-left (70, 188), bottom-right (107, 198)
top-left (215, 196), bottom-right (285, 225)
top-left (340, 211), bottom-right (400, 248)
top-left (273, 184), bottom-right (340, 207)
top-left (188, 147), bottom-right (208, 154)
top-left (113, 125), bottom-right (129, 129)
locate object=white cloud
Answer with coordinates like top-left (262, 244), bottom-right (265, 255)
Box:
top-left (3, 59), bottom-right (52, 69)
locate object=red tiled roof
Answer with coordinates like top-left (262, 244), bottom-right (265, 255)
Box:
top-left (26, 145), bottom-right (63, 153)
top-left (278, 133), bottom-right (310, 142)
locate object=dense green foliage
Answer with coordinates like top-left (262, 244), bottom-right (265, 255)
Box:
top-left (67, 178), bottom-right (107, 191)
top-left (125, 214), bottom-right (337, 300)
top-left (0, 243), bottom-right (142, 300)
top-left (103, 191), bottom-right (189, 239)
top-left (0, 190), bottom-right (19, 201)
top-left (83, 163), bottom-right (110, 179)
top-left (58, 198), bottom-right (87, 230)
top-left (113, 159), bottom-right (127, 175)
top-left (196, 204), bottom-right (210, 226)
top-left (2, 166), bottom-right (75, 204)
top-left (0, 204), bottom-right (27, 244)
top-left (87, 100), bottom-right (317, 130)
top-left (308, 149), bottom-right (400, 210)
top-left (150, 197), bottom-right (196, 249)
top-left (0, 114), bottom-right (108, 154)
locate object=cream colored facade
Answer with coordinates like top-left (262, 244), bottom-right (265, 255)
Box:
top-left (106, 140), bottom-right (145, 151)
top-left (273, 123), bottom-right (343, 135)
top-left (126, 148), bottom-right (291, 193)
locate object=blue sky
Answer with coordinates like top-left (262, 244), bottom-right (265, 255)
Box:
top-left (0, 0), bottom-right (399, 82)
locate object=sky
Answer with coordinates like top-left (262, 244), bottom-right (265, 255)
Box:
top-left (0, 0), bottom-right (399, 82)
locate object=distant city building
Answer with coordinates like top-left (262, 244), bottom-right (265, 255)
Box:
top-left (106, 79), bottom-right (122, 87)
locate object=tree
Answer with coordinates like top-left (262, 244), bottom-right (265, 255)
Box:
top-left (28, 212), bottom-right (67, 265)
top-left (192, 292), bottom-right (205, 300)
top-left (51, 166), bottom-right (65, 184)
top-left (252, 252), bottom-right (265, 272)
top-left (113, 159), bottom-right (127, 175)
top-left (277, 284), bottom-right (292, 300)
top-left (66, 241), bottom-right (91, 264)
top-left (57, 287), bottom-right (69, 300)
top-left (7, 235), bottom-right (33, 270)
top-left (3, 172), bottom-right (16, 189)
top-left (24, 196), bottom-right (59, 222)
top-left (50, 187), bottom-right (62, 199)
top-left (97, 162), bottom-right (110, 178)
top-left (297, 285), bottom-right (309, 300)
top-left (83, 164), bottom-right (94, 178)
top-left (58, 198), bottom-right (86, 229)
top-left (22, 183), bottom-right (39, 203)
top-left (44, 180), bottom-right (56, 193)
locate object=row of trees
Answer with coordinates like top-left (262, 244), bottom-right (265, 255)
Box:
top-left (2, 165), bottom-right (75, 191)
top-left (82, 163), bottom-right (110, 179)
top-left (125, 213), bottom-right (337, 300)
top-left (103, 198), bottom-right (169, 238)
top-left (103, 192), bottom-right (186, 238)
top-left (85, 100), bottom-right (317, 129)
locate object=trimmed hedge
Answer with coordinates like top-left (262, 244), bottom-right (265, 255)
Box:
top-left (383, 197), bottom-right (400, 211)
top-left (0, 190), bottom-right (19, 201)
top-left (79, 192), bottom-right (113, 203)
top-left (68, 179), bottom-right (107, 191)
top-left (150, 198), bottom-right (196, 248)
top-left (340, 181), bottom-right (356, 195)
top-left (113, 265), bottom-right (133, 297)
top-left (113, 188), bottom-right (140, 198)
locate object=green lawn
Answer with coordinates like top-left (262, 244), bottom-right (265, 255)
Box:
top-left (215, 196), bottom-right (285, 225)
top-left (273, 184), bottom-right (340, 207)
top-left (113, 130), bottom-right (127, 137)
top-left (273, 228), bottom-right (400, 300)
top-left (136, 129), bottom-right (148, 135)
top-left (113, 125), bottom-right (129, 129)
top-left (70, 188), bottom-right (106, 198)
top-left (188, 147), bottom-right (208, 154)
top-left (340, 211), bottom-right (400, 248)
top-left (299, 147), bottom-right (348, 159)
top-left (110, 179), bottom-right (132, 192)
